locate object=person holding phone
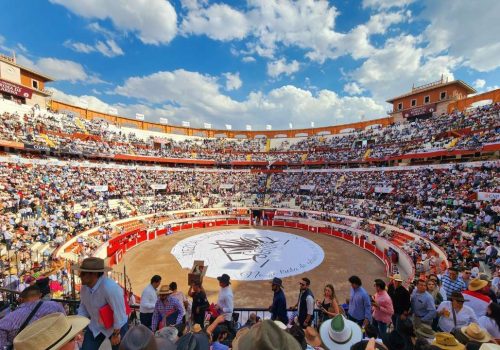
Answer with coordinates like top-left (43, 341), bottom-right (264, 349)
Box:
top-left (371, 279), bottom-right (394, 336)
top-left (316, 284), bottom-right (341, 324)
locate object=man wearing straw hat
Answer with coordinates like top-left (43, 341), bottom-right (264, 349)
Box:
top-left (463, 278), bottom-right (492, 318)
top-left (74, 257), bottom-right (128, 350)
top-left (13, 313), bottom-right (89, 350)
top-left (151, 285), bottom-right (185, 331)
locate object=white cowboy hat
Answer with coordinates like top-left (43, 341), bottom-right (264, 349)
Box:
top-left (319, 315), bottom-right (362, 350)
top-left (14, 313), bottom-right (89, 350)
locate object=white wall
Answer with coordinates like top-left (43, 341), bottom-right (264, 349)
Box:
top-left (0, 61), bottom-right (21, 84)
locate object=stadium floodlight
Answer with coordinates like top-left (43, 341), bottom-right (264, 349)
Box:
top-left (310, 121), bottom-right (315, 127)
top-left (266, 124), bottom-right (272, 130)
top-left (182, 121), bottom-right (190, 127)
top-left (289, 123), bottom-right (293, 129)
top-left (159, 118), bottom-right (168, 124)
top-left (203, 123), bottom-right (212, 129)
top-left (226, 124), bottom-right (232, 130)
top-left (246, 125), bottom-right (252, 131)
top-left (135, 113), bottom-right (145, 121)
top-left (108, 107), bottom-right (118, 115)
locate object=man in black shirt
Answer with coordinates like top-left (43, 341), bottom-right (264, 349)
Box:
top-left (387, 274), bottom-right (410, 330)
top-left (188, 282), bottom-right (209, 327)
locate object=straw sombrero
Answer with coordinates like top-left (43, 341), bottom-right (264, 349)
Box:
top-left (460, 323), bottom-right (492, 343)
top-left (432, 332), bottom-right (465, 350)
top-left (468, 279), bottom-right (488, 292)
top-left (14, 313), bottom-right (89, 350)
top-left (158, 285), bottom-right (174, 295)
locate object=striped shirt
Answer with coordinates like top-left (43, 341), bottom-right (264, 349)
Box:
top-left (151, 296), bottom-right (185, 331)
top-left (0, 300), bottom-right (65, 348)
top-left (441, 275), bottom-right (466, 299)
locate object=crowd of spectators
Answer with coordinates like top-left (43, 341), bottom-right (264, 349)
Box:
top-left (0, 102), bottom-right (498, 164)
top-left (0, 101), bottom-right (499, 349)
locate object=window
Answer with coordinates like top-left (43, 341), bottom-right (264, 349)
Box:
top-left (32, 80), bottom-right (39, 89)
top-left (397, 103), bottom-right (403, 111)
top-left (424, 96), bottom-right (430, 104)
top-left (411, 99), bottom-right (417, 107)
top-left (440, 91), bottom-right (447, 100)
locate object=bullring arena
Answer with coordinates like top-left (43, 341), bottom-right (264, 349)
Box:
top-left (114, 225), bottom-right (387, 307)
top-left (0, 41), bottom-right (499, 349)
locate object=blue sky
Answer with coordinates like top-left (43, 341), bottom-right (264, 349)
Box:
top-left (0, 0), bottom-right (499, 130)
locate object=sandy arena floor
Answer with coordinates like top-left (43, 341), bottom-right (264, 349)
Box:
top-left (114, 226), bottom-right (386, 307)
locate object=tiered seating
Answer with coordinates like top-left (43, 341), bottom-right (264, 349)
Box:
top-left (389, 231), bottom-right (414, 248)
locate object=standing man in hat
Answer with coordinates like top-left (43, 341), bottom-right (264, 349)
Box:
top-left (215, 274), bottom-right (234, 324)
top-left (388, 274), bottom-right (411, 329)
top-left (463, 278), bottom-right (491, 318)
top-left (139, 275), bottom-right (162, 330)
top-left (269, 277), bottom-right (288, 324)
top-left (76, 257), bottom-right (128, 350)
top-left (151, 285), bottom-right (185, 331)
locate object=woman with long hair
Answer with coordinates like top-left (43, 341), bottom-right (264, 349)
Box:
top-left (478, 302), bottom-right (500, 338)
top-left (316, 284), bottom-right (341, 323)
top-left (426, 278), bottom-right (443, 307)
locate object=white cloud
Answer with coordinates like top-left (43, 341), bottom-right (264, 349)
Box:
top-left (223, 72), bottom-right (242, 91)
top-left (64, 40), bottom-right (95, 54)
top-left (267, 58), bottom-right (300, 78)
top-left (362, 0), bottom-right (415, 9)
top-left (242, 56), bottom-right (256, 63)
top-left (95, 69), bottom-right (387, 128)
top-left (65, 39), bottom-right (124, 57)
top-left (181, 3), bottom-right (250, 41)
top-left (87, 22), bottom-right (116, 38)
top-left (421, 0), bottom-right (500, 72)
top-left (350, 35), bottom-right (459, 101)
top-left (343, 82), bottom-right (365, 95)
top-left (16, 43), bottom-right (28, 53)
top-left (49, 0), bottom-right (177, 45)
top-left (473, 79), bottom-right (486, 89)
top-left (95, 40), bottom-right (124, 57)
top-left (16, 55), bottom-right (104, 83)
top-left (180, 1), bottom-right (410, 64)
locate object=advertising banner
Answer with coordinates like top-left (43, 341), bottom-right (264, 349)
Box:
top-left (88, 185), bottom-right (108, 192)
top-left (478, 192), bottom-right (500, 201)
top-left (151, 184), bottom-right (167, 190)
top-left (24, 143), bottom-right (51, 152)
top-left (403, 103), bottom-right (436, 118)
top-left (0, 79), bottom-right (33, 99)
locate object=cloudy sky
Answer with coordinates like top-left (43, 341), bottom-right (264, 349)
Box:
top-left (1, 0), bottom-right (499, 130)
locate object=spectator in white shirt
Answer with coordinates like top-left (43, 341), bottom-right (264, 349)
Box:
top-left (216, 274), bottom-right (234, 322)
top-left (140, 275), bottom-right (162, 330)
top-left (478, 302), bottom-right (500, 339)
top-left (437, 292), bottom-right (477, 332)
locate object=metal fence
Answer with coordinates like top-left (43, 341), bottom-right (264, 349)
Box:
top-left (1, 287), bottom-right (324, 328)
